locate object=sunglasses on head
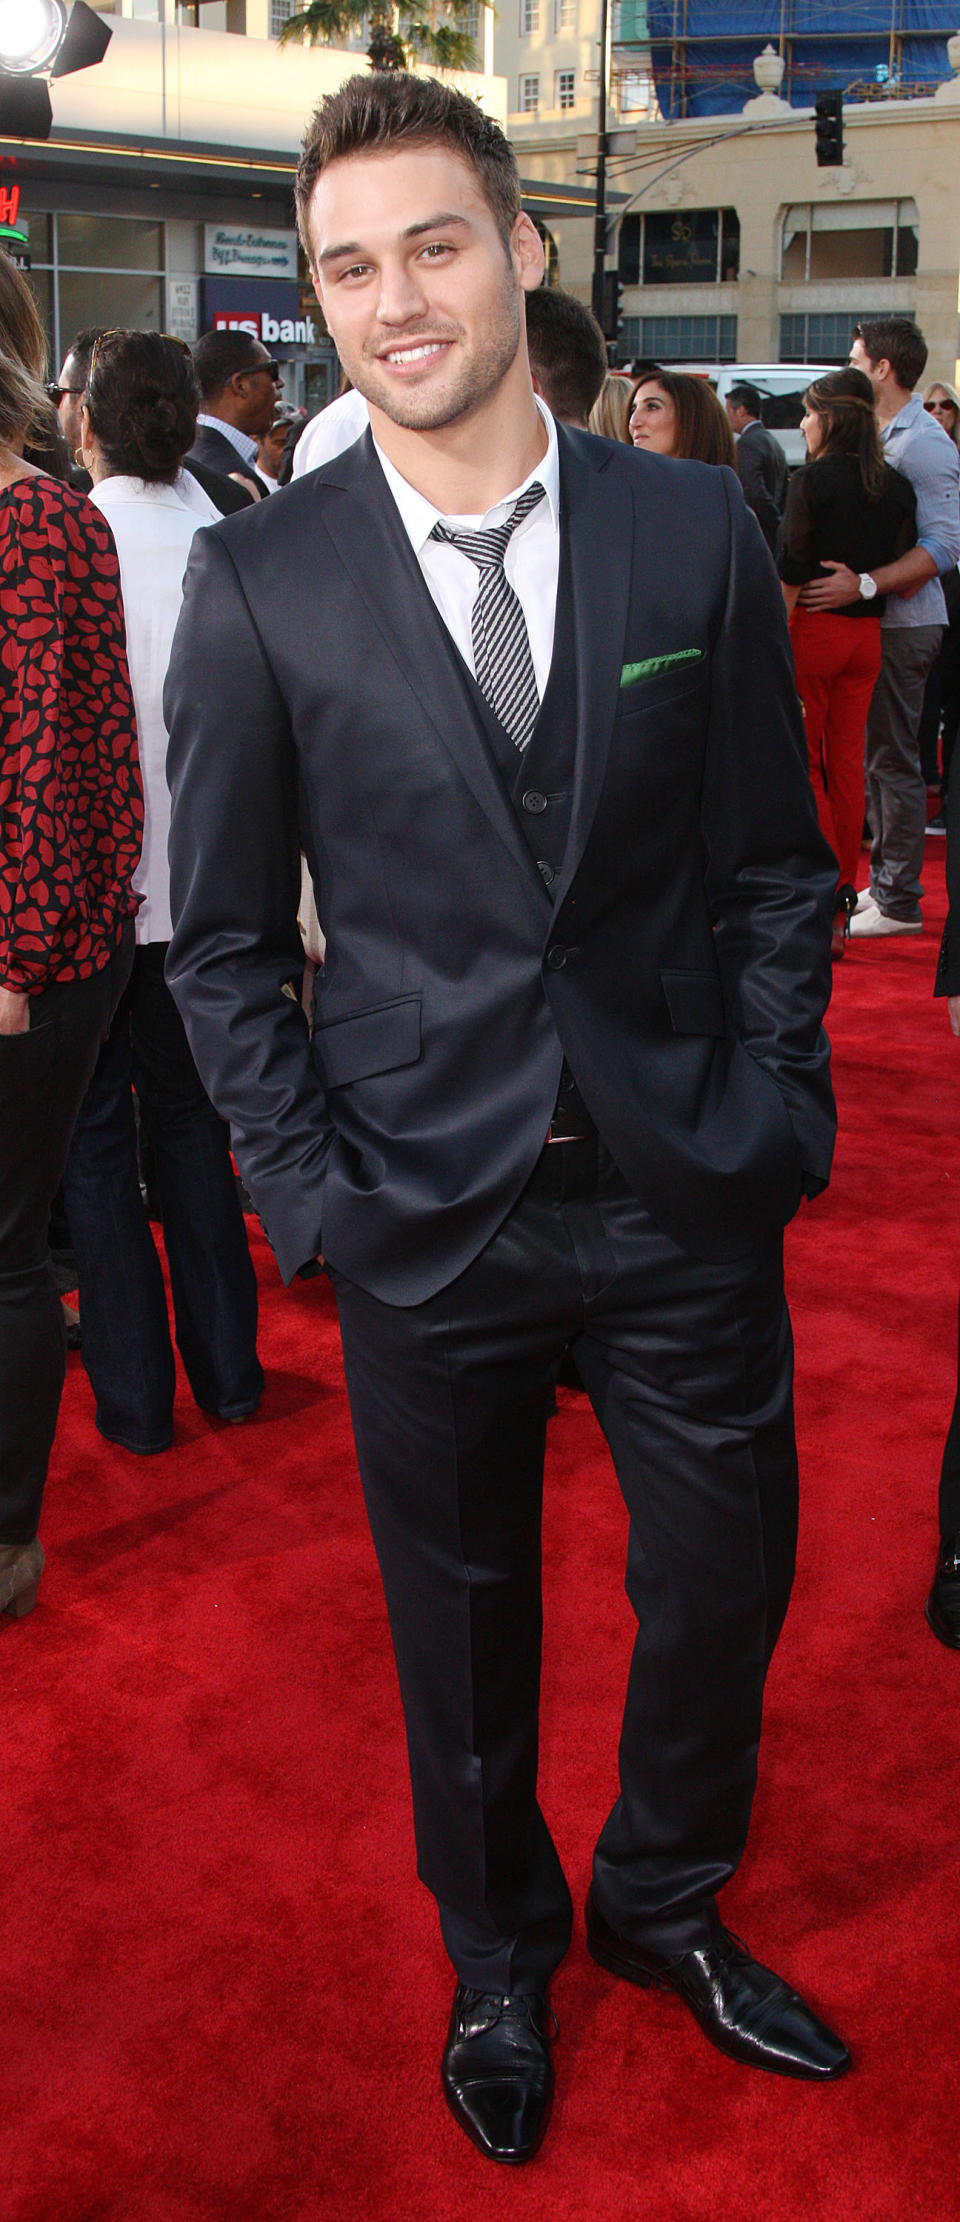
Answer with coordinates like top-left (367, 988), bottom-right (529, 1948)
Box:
top-left (88, 328), bottom-right (193, 381)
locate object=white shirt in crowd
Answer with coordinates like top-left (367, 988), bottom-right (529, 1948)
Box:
top-left (89, 469), bottom-right (220, 943)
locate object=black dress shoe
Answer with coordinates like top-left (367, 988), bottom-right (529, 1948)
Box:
top-left (441, 1985), bottom-right (553, 2164)
top-left (926, 1536), bottom-right (960, 1648)
top-left (585, 1892), bottom-right (849, 2081)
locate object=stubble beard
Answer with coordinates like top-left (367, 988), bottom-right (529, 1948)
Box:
top-left (346, 282), bottom-right (524, 435)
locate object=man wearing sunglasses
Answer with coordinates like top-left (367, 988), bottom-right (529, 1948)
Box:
top-left (48, 325), bottom-right (102, 489)
top-left (187, 328), bottom-right (283, 502)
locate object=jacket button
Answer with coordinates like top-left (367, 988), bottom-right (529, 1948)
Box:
top-left (537, 860), bottom-right (555, 888)
top-left (546, 945), bottom-right (567, 970)
top-left (522, 790), bottom-right (548, 814)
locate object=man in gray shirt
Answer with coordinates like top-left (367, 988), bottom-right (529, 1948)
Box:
top-left (800, 316), bottom-right (960, 936)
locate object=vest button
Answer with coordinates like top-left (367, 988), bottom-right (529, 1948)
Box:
top-left (546, 945), bottom-right (567, 971)
top-left (537, 860), bottom-right (555, 888)
top-left (522, 790), bottom-right (548, 814)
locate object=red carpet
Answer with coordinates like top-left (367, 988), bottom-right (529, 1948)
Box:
top-left (6, 853), bottom-right (959, 2221)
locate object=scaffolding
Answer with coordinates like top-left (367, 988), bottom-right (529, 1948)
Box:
top-left (644, 2), bottom-right (957, 119)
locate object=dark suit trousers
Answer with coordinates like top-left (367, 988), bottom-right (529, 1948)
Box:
top-left (938, 1289), bottom-right (960, 1540)
top-left (330, 1135), bottom-right (798, 1994)
top-left (0, 928), bottom-right (134, 1545)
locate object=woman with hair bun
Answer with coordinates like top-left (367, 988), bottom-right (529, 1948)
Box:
top-left (62, 329), bottom-right (263, 1455)
top-left (777, 366), bottom-right (918, 956)
top-left (0, 256), bottom-right (141, 1623)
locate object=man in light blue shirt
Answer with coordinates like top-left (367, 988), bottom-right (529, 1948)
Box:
top-left (800, 317), bottom-right (960, 935)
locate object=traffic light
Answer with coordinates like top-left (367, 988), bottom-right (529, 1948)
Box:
top-left (814, 90), bottom-right (844, 167)
top-left (601, 269), bottom-right (623, 346)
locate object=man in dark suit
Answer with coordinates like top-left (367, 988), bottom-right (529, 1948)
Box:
top-left (725, 380), bottom-right (789, 554)
top-left (186, 328), bottom-right (279, 501)
top-left (165, 73), bottom-right (849, 2166)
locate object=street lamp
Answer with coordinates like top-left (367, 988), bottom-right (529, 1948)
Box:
top-left (0, 0), bottom-right (111, 139)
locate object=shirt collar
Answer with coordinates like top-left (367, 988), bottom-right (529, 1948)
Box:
top-left (196, 413), bottom-right (259, 467)
top-left (373, 396), bottom-right (560, 556)
top-left (881, 393), bottom-right (923, 443)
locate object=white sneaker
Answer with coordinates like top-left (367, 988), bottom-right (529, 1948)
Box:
top-left (853, 888), bottom-right (879, 915)
top-left (848, 906), bottom-right (922, 938)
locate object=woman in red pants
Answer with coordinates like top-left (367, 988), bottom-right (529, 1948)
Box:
top-left (777, 368), bottom-right (916, 957)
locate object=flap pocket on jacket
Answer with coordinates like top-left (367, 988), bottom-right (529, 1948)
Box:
top-left (660, 968), bottom-right (725, 1036)
top-left (314, 996), bottom-right (422, 1088)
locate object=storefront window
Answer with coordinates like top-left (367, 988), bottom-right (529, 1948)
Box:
top-left (58, 271), bottom-right (164, 340)
top-left (781, 201), bottom-right (919, 284)
top-left (22, 210), bottom-right (166, 364)
top-left (618, 208), bottom-right (739, 288)
top-left (58, 213), bottom-right (163, 272)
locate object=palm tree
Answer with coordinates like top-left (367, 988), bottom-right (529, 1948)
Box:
top-left (276, 0), bottom-right (489, 75)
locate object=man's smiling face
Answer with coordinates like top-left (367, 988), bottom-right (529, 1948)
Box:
top-left (308, 141), bottom-right (542, 436)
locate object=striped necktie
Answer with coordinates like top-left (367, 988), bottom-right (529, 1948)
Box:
top-left (431, 480), bottom-right (546, 751)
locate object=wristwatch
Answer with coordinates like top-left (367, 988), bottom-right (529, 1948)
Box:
top-left (858, 573), bottom-right (879, 601)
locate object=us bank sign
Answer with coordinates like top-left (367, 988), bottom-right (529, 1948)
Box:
top-left (212, 308), bottom-right (319, 344)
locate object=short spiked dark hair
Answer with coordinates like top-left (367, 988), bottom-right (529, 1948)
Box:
top-left (296, 71), bottom-right (522, 264)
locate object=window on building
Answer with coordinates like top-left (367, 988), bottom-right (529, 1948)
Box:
top-left (24, 212), bottom-right (166, 367)
top-left (555, 0), bottom-right (575, 28)
top-left (269, 0), bottom-right (299, 31)
top-left (781, 201), bottom-right (919, 284)
top-left (520, 0), bottom-right (539, 33)
top-left (619, 313), bottom-right (737, 364)
top-left (778, 310), bottom-right (906, 364)
top-left (555, 69), bottom-right (575, 108)
top-left (618, 208), bottom-right (739, 288)
top-left (519, 72), bottom-right (540, 112)
top-left (618, 69), bottom-right (652, 115)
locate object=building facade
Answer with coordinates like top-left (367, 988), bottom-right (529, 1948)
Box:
top-left (3, 1), bottom-right (960, 389)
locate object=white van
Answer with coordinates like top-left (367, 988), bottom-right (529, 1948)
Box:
top-left (713, 364), bottom-right (835, 467)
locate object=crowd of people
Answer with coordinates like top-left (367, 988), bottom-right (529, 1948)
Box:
top-left (1, 66), bottom-right (959, 2165)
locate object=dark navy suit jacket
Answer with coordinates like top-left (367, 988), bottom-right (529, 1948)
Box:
top-left (164, 426), bottom-right (837, 1304)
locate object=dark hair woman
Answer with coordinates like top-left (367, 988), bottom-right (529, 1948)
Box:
top-left (60, 328), bottom-right (263, 1456)
top-left (629, 370), bottom-right (737, 469)
top-left (777, 366), bottom-right (917, 956)
top-left (0, 258), bottom-right (141, 1622)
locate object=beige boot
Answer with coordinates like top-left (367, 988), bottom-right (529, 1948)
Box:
top-left (0, 1537), bottom-right (45, 1621)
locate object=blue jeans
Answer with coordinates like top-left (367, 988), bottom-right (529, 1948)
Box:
top-left (63, 942), bottom-right (262, 1452)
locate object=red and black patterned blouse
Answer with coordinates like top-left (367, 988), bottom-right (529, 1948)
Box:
top-left (0, 475), bottom-right (143, 993)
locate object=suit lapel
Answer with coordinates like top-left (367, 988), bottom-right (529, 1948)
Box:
top-left (315, 433), bottom-right (538, 887)
top-left (554, 429), bottom-right (634, 908)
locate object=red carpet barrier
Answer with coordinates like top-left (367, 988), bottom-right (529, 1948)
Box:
top-left (5, 853), bottom-right (958, 2220)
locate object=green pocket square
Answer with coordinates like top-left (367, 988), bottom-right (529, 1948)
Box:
top-left (620, 649), bottom-right (704, 687)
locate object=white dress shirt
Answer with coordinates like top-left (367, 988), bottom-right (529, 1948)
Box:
top-left (373, 398), bottom-right (561, 698)
top-left (89, 470), bottom-right (220, 943)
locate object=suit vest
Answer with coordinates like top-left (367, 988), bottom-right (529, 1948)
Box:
top-left (453, 524), bottom-right (577, 893)
top-left (448, 531), bottom-right (590, 1130)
